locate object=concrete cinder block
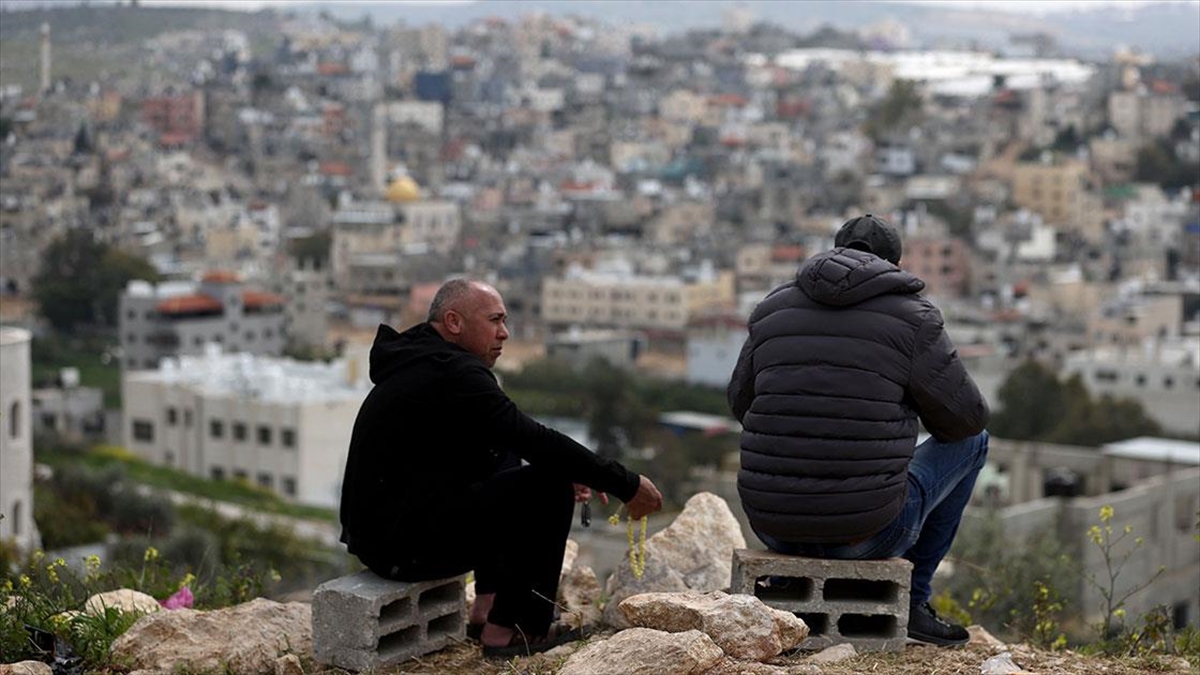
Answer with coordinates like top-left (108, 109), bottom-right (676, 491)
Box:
top-left (313, 570), bottom-right (467, 671)
top-left (731, 549), bottom-right (912, 652)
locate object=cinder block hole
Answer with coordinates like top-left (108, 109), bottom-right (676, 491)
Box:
top-left (837, 613), bottom-right (897, 638)
top-left (379, 596), bottom-right (413, 625)
top-left (796, 612), bottom-right (830, 636)
top-left (823, 578), bottom-right (899, 603)
top-left (754, 575), bottom-right (814, 601)
top-left (427, 612), bottom-right (463, 641)
top-left (418, 582), bottom-right (461, 608)
top-left (377, 624), bottom-right (420, 659)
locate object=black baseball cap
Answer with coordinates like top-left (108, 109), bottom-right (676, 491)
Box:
top-left (834, 214), bottom-right (902, 264)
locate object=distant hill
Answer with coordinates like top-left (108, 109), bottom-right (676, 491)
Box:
top-left (300, 0), bottom-right (1200, 60)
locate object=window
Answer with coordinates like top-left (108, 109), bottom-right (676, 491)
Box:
top-left (257, 426), bottom-right (272, 445)
top-left (184, 410), bottom-right (192, 427)
top-left (8, 401), bottom-right (19, 439)
top-left (281, 428), bottom-right (296, 448)
top-left (166, 407), bottom-right (178, 425)
top-left (132, 419), bottom-right (154, 442)
top-left (1164, 376), bottom-right (1174, 389)
top-left (245, 331), bottom-right (255, 342)
top-left (210, 420), bottom-right (224, 438)
top-left (210, 466), bottom-right (225, 480)
top-left (232, 469), bottom-right (248, 481)
top-left (257, 473), bottom-right (273, 489)
top-left (194, 336), bottom-right (203, 347)
top-left (1095, 369), bottom-right (1119, 383)
top-left (127, 333), bottom-right (137, 343)
top-left (282, 476), bottom-right (297, 496)
top-left (41, 413), bottom-right (56, 429)
top-left (233, 422), bottom-right (247, 441)
top-left (12, 500), bottom-right (21, 535)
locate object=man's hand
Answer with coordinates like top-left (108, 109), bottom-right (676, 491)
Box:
top-left (625, 475), bottom-right (663, 520)
top-left (573, 484), bottom-right (610, 504)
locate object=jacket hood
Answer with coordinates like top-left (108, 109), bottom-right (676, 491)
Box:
top-left (796, 248), bottom-right (925, 307)
top-left (369, 322), bottom-right (465, 384)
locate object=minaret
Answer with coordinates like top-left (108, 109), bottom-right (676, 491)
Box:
top-left (39, 23), bottom-right (51, 93)
top-left (370, 102), bottom-right (387, 194)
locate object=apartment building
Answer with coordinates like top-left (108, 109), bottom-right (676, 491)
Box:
top-left (122, 347), bottom-right (371, 507)
top-left (140, 91), bottom-right (205, 145)
top-left (901, 237), bottom-right (973, 299)
top-left (120, 274), bottom-right (286, 370)
top-left (0, 327), bottom-right (39, 552)
top-left (331, 197), bottom-right (462, 292)
top-left (1011, 159), bottom-right (1102, 237)
top-left (1108, 87), bottom-right (1189, 140)
top-left (541, 266), bottom-right (736, 332)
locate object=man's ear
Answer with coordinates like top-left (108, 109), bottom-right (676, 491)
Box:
top-left (443, 309), bottom-right (463, 335)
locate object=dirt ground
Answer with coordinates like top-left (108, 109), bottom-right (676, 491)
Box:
top-left (310, 634), bottom-right (1197, 675)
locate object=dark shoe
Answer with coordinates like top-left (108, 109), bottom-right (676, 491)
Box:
top-left (908, 602), bottom-right (969, 647)
top-left (466, 622), bottom-right (484, 640)
top-left (481, 626), bottom-right (585, 659)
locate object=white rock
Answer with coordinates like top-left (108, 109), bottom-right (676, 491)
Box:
top-left (604, 493), bottom-right (746, 628)
top-left (968, 624), bottom-right (1006, 649)
top-left (562, 538), bottom-right (580, 576)
top-left (980, 651), bottom-right (1022, 675)
top-left (696, 657), bottom-right (793, 675)
top-left (274, 654), bottom-right (303, 675)
top-left (806, 642), bottom-right (856, 664)
top-left (559, 565), bottom-right (603, 629)
top-left (559, 628), bottom-right (725, 675)
top-left (0, 662), bottom-right (53, 675)
top-left (84, 589), bottom-right (161, 616)
top-left (111, 598), bottom-right (311, 675)
top-left (619, 591), bottom-right (808, 662)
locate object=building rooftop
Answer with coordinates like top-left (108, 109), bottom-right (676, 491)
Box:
top-left (125, 346), bottom-right (370, 404)
top-left (1102, 437), bottom-right (1200, 465)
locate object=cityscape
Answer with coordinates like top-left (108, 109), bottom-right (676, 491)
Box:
top-left (0, 0), bottom-right (1198, 671)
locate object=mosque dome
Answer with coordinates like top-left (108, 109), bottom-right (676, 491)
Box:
top-left (385, 176), bottom-right (421, 203)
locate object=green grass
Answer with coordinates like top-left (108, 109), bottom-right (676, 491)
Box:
top-left (30, 335), bottom-right (121, 409)
top-left (39, 445), bottom-right (336, 523)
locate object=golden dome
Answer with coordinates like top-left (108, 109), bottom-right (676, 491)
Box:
top-left (385, 176), bottom-right (421, 203)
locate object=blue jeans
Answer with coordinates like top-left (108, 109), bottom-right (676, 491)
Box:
top-left (755, 431), bottom-right (990, 606)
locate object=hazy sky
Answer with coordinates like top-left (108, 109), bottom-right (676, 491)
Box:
top-left (134, 0), bottom-right (1199, 14)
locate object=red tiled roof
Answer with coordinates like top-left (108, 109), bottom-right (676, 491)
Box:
top-left (771, 244), bottom-right (805, 262)
top-left (709, 94), bottom-right (747, 107)
top-left (317, 62), bottom-right (349, 76)
top-left (451, 55), bottom-right (477, 69)
top-left (156, 294), bottom-right (222, 314)
top-left (319, 161), bottom-right (353, 177)
top-left (202, 270), bottom-right (240, 284)
top-left (242, 290), bottom-right (285, 309)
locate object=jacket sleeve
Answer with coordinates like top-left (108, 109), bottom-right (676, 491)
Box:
top-left (908, 308), bottom-right (989, 442)
top-left (727, 332), bottom-right (756, 423)
top-left (453, 362), bottom-right (641, 502)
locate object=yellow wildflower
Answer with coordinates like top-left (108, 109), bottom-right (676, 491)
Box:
top-left (144, 547), bottom-right (159, 563)
top-left (1099, 505), bottom-right (1114, 522)
top-left (1113, 608), bottom-right (1126, 619)
top-left (19, 574), bottom-right (31, 588)
top-left (178, 572), bottom-right (196, 590)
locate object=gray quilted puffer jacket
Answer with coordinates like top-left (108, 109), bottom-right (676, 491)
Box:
top-left (727, 248), bottom-right (988, 543)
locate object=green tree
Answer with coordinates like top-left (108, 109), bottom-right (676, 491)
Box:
top-left (864, 79), bottom-right (923, 141)
top-left (990, 360), bottom-right (1161, 446)
top-left (582, 359), bottom-right (653, 461)
top-left (990, 360), bottom-right (1068, 440)
top-left (32, 231), bottom-right (159, 333)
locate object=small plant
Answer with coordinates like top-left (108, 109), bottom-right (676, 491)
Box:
top-left (1029, 579), bottom-right (1068, 650)
top-left (1083, 504), bottom-right (1164, 645)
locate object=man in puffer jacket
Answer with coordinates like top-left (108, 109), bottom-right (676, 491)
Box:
top-left (727, 214), bottom-right (989, 646)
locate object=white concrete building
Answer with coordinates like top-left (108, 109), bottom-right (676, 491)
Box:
top-left (122, 347), bottom-right (371, 508)
top-left (0, 327), bottom-right (40, 552)
top-left (1062, 340), bottom-right (1200, 438)
top-left (119, 273), bottom-right (287, 370)
top-left (541, 264), bottom-right (736, 332)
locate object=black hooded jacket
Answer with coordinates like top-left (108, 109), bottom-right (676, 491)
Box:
top-left (339, 322), bottom-right (641, 562)
top-left (727, 248), bottom-right (988, 543)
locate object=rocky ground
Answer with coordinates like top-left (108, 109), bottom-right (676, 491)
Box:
top-left (314, 636), bottom-right (1196, 675)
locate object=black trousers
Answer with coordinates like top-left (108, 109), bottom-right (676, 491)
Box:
top-left (361, 463), bottom-right (575, 636)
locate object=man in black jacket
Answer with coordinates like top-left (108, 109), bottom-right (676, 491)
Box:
top-left (727, 215), bottom-right (989, 646)
top-left (340, 278), bottom-right (663, 657)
